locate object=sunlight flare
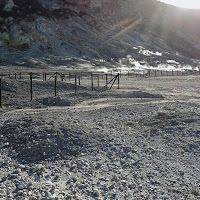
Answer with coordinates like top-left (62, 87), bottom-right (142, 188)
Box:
top-left (159, 0), bottom-right (200, 9)
top-left (102, 14), bottom-right (143, 45)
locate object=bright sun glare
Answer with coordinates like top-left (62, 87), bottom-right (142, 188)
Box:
top-left (159, 0), bottom-right (200, 9)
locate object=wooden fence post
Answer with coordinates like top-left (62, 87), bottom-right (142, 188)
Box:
top-left (0, 78), bottom-right (2, 108)
top-left (97, 74), bottom-right (99, 88)
top-left (30, 73), bottom-right (33, 101)
top-left (54, 75), bottom-right (57, 96)
top-left (9, 72), bottom-right (10, 78)
top-left (78, 75), bottom-right (81, 85)
top-left (106, 74), bottom-right (108, 89)
top-left (75, 75), bottom-right (77, 93)
top-left (117, 73), bottom-right (120, 89)
top-left (91, 72), bottom-right (94, 91)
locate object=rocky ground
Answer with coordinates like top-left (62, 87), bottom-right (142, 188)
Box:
top-left (0, 70), bottom-right (200, 199)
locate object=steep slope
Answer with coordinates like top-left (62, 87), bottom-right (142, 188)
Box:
top-left (0, 0), bottom-right (200, 69)
top-left (141, 1), bottom-right (200, 59)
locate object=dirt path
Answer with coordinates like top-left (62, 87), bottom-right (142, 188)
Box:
top-left (3, 97), bottom-right (200, 115)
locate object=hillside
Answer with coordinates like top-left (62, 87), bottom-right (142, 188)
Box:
top-left (0, 0), bottom-right (200, 70)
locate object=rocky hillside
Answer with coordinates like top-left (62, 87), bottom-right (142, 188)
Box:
top-left (0, 0), bottom-right (200, 68)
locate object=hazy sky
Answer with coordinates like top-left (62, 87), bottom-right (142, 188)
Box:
top-left (159, 0), bottom-right (200, 9)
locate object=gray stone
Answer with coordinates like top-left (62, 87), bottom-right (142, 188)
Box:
top-left (18, 183), bottom-right (26, 190)
top-left (46, 180), bottom-right (52, 186)
top-left (3, 0), bottom-right (17, 12)
top-left (18, 164), bottom-right (26, 169)
top-left (8, 17), bottom-right (14, 22)
top-left (49, 194), bottom-right (56, 200)
top-left (1, 32), bottom-right (10, 41)
top-left (32, 164), bottom-right (43, 173)
top-left (1, 176), bottom-right (7, 182)
top-left (0, 189), bottom-right (6, 195)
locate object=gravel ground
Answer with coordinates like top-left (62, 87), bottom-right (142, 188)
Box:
top-left (0, 73), bottom-right (200, 199)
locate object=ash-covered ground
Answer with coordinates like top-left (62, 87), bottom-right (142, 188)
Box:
top-left (0, 69), bottom-right (200, 200)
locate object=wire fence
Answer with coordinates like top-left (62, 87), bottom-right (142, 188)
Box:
top-left (0, 68), bottom-right (199, 108)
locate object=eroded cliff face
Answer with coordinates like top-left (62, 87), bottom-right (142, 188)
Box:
top-left (0, 0), bottom-right (200, 67)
